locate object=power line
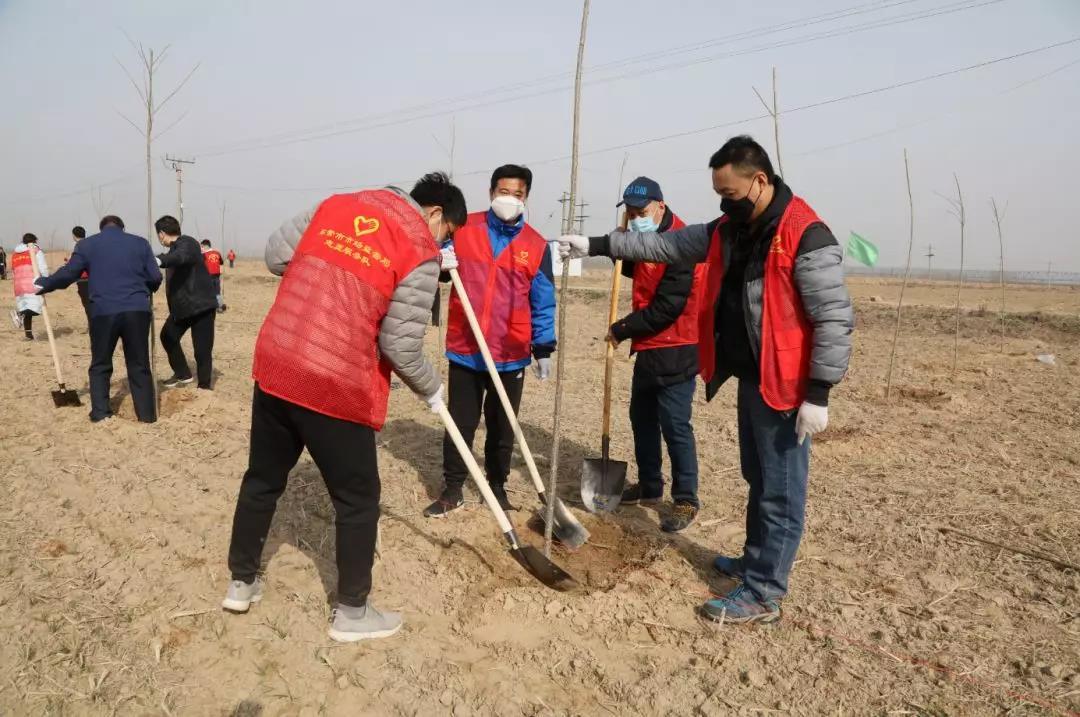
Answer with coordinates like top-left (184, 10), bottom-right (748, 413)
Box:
top-left (186, 0), bottom-right (923, 158)
top-left (793, 52), bottom-right (1080, 156)
top-left (188, 0), bottom-right (1002, 160)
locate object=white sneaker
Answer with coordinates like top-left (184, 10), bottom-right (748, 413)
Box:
top-left (327, 602), bottom-right (402, 643)
top-left (221, 578), bottom-right (263, 613)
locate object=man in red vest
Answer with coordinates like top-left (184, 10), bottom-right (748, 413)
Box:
top-left (559, 136), bottom-right (854, 624)
top-left (223, 172), bottom-right (466, 642)
top-left (606, 177), bottom-right (708, 533)
top-left (424, 164), bottom-right (557, 517)
top-left (200, 239), bottom-right (226, 312)
top-left (227, 249), bottom-right (236, 269)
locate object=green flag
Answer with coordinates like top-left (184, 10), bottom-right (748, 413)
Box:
top-left (846, 231), bottom-right (879, 267)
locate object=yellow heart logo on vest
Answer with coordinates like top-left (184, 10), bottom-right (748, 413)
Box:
top-left (354, 216), bottom-right (381, 237)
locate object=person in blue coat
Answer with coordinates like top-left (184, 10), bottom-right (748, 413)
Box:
top-left (35, 215), bottom-right (162, 423)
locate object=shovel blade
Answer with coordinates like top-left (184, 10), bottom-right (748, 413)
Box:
top-left (510, 545), bottom-right (579, 592)
top-left (581, 457), bottom-right (628, 513)
top-left (534, 497), bottom-right (591, 550)
top-left (51, 388), bottom-right (82, 408)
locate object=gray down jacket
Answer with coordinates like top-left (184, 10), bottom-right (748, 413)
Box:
top-left (263, 187), bottom-right (441, 399)
top-left (599, 184), bottom-right (854, 404)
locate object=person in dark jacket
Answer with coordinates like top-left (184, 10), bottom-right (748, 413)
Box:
top-left (71, 225), bottom-right (91, 323)
top-left (607, 177), bottom-right (706, 533)
top-left (35, 215), bottom-right (162, 423)
top-left (558, 136), bottom-right (854, 625)
top-left (154, 215), bottom-right (218, 389)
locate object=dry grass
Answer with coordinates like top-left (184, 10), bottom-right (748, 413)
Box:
top-left (0, 260), bottom-right (1077, 715)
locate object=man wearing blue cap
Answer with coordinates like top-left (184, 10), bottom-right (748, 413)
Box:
top-left (609, 177), bottom-right (708, 532)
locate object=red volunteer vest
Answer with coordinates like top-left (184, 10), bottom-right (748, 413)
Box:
top-left (629, 213), bottom-right (710, 352)
top-left (446, 212), bottom-right (547, 364)
top-left (698, 196), bottom-right (822, 411)
top-left (203, 249), bottom-right (223, 276)
top-left (252, 190), bottom-right (437, 429)
top-left (228, 251), bottom-right (236, 261)
top-left (11, 250), bottom-right (36, 296)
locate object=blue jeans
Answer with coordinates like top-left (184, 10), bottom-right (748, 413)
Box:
top-left (629, 368), bottom-right (699, 507)
top-left (737, 379), bottom-right (810, 602)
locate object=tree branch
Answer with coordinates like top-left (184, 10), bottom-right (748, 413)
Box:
top-left (752, 86), bottom-right (774, 116)
top-left (153, 62), bottom-right (200, 116)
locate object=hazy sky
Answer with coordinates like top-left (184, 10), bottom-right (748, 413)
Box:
top-left (2, 0), bottom-right (1078, 272)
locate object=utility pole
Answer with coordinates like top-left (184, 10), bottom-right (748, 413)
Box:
top-left (926, 244), bottom-right (935, 278)
top-left (1046, 260), bottom-right (1053, 288)
top-left (165, 156), bottom-right (195, 226)
top-left (558, 191), bottom-right (570, 234)
top-left (574, 200), bottom-right (589, 235)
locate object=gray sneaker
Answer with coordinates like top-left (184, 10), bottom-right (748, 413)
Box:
top-left (221, 578), bottom-right (263, 613)
top-left (327, 602), bottom-right (402, 643)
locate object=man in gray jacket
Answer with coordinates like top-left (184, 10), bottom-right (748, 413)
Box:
top-left (222, 173), bottom-right (465, 643)
top-left (559, 136), bottom-right (854, 624)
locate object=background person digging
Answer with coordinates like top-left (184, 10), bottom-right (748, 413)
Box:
top-left (607, 177), bottom-right (708, 533)
top-left (10, 233), bottom-right (48, 340)
top-left (154, 215), bottom-right (218, 390)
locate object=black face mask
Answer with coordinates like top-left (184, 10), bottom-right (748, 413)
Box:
top-left (720, 179), bottom-right (762, 225)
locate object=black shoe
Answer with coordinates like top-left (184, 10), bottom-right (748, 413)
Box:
top-left (621, 483), bottom-right (662, 506)
top-left (661, 502), bottom-right (699, 533)
top-left (490, 483), bottom-right (515, 512)
top-left (423, 487), bottom-right (464, 518)
top-left (163, 375), bottom-right (194, 388)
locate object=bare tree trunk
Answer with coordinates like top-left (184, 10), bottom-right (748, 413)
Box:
top-left (885, 150), bottom-right (915, 399)
top-left (145, 49), bottom-right (159, 418)
top-left (546, 0), bottom-right (591, 559)
top-left (952, 174), bottom-right (965, 375)
top-left (991, 198), bottom-right (1006, 353)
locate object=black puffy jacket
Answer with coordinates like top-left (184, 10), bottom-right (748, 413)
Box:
top-left (157, 235), bottom-right (217, 319)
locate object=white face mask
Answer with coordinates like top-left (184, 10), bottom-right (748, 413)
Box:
top-left (490, 195), bottom-right (525, 222)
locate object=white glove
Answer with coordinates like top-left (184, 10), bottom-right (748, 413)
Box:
top-left (795, 402), bottom-right (828, 445)
top-left (424, 385), bottom-right (445, 413)
top-left (533, 357), bottom-right (552, 381)
top-left (557, 234), bottom-right (589, 260)
top-left (155, 256), bottom-right (162, 267)
top-left (439, 247), bottom-right (458, 271)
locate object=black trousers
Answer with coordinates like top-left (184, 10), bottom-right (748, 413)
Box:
top-left (76, 281), bottom-right (91, 323)
top-left (442, 362), bottom-right (525, 488)
top-left (19, 309), bottom-right (34, 336)
top-left (160, 308), bottom-right (215, 388)
top-left (228, 385), bottom-right (381, 607)
top-left (88, 311), bottom-right (155, 423)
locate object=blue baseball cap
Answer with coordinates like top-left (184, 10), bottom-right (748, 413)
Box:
top-left (617, 176), bottom-right (663, 208)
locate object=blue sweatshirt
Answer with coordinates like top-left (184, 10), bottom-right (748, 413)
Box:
top-left (446, 210), bottom-right (558, 373)
top-left (37, 227), bottom-right (162, 317)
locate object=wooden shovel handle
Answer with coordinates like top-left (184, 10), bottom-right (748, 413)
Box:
top-left (436, 403), bottom-right (516, 541)
top-left (28, 247), bottom-right (66, 388)
top-left (448, 268), bottom-right (546, 497)
top-left (601, 260), bottom-right (622, 442)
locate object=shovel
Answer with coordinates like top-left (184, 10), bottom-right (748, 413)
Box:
top-left (436, 403), bottom-right (578, 591)
top-left (581, 259), bottom-right (627, 512)
top-left (447, 268), bottom-right (590, 549)
top-left (30, 247), bottom-right (81, 408)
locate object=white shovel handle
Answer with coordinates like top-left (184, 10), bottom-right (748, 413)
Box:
top-left (448, 268), bottom-right (546, 496)
top-left (28, 247), bottom-right (66, 388)
top-left (436, 403), bottom-right (515, 538)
